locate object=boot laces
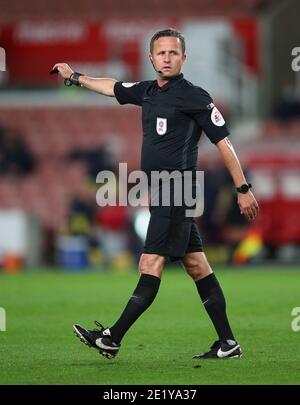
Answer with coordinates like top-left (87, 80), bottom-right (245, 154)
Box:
top-left (92, 320), bottom-right (106, 333)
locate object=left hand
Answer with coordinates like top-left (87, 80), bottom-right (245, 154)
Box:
top-left (237, 191), bottom-right (259, 221)
top-left (51, 63), bottom-right (73, 79)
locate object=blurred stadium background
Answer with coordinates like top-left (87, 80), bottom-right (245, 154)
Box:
top-left (0, 0), bottom-right (299, 271)
top-left (0, 0), bottom-right (300, 386)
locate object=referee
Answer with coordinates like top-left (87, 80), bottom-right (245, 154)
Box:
top-left (53, 28), bottom-right (259, 359)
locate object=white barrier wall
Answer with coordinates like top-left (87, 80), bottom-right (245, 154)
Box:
top-left (0, 210), bottom-right (42, 268)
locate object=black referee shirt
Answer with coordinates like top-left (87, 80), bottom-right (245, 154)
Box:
top-left (114, 73), bottom-right (229, 175)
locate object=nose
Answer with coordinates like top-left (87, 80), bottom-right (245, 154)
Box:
top-left (164, 53), bottom-right (171, 63)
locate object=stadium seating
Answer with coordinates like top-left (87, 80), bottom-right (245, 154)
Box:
top-left (0, 106), bottom-right (141, 229)
top-left (262, 118), bottom-right (300, 139)
top-left (0, 107), bottom-right (299, 246)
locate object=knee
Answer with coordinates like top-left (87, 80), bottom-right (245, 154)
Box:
top-left (185, 262), bottom-right (202, 281)
top-left (139, 254), bottom-right (164, 278)
top-left (184, 258), bottom-right (212, 281)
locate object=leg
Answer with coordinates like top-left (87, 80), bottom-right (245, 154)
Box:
top-left (182, 251), bottom-right (213, 281)
top-left (109, 253), bottom-right (165, 343)
top-left (182, 251), bottom-right (236, 343)
top-left (182, 252), bottom-right (241, 358)
top-left (138, 253), bottom-right (165, 278)
top-left (73, 254), bottom-right (164, 359)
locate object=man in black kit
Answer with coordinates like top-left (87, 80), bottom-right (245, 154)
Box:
top-left (53, 28), bottom-right (259, 360)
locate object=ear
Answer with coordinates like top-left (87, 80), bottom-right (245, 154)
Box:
top-left (149, 53), bottom-right (153, 60)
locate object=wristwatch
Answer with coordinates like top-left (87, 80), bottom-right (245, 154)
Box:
top-left (236, 183), bottom-right (252, 193)
top-left (64, 72), bottom-right (83, 87)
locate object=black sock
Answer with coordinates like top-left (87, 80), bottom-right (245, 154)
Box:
top-left (109, 274), bottom-right (161, 344)
top-left (195, 273), bottom-right (235, 341)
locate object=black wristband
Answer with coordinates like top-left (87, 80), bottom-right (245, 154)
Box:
top-left (236, 183), bottom-right (252, 194)
top-left (70, 72), bottom-right (83, 86)
top-left (64, 72), bottom-right (83, 87)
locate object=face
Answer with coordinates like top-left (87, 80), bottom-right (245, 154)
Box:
top-left (150, 36), bottom-right (186, 79)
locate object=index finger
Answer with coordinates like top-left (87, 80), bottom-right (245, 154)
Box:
top-left (49, 67), bottom-right (59, 75)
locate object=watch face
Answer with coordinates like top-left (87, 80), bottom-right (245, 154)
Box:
top-left (240, 184), bottom-right (249, 193)
top-left (237, 183), bottom-right (251, 193)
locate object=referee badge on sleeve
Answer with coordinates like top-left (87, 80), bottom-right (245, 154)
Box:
top-left (211, 107), bottom-right (225, 127)
top-left (122, 82), bottom-right (139, 87)
top-left (156, 117), bottom-right (167, 135)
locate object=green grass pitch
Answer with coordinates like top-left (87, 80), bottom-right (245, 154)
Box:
top-left (0, 266), bottom-right (300, 385)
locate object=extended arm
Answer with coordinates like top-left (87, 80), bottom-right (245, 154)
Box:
top-left (51, 63), bottom-right (117, 97)
top-left (216, 137), bottom-right (259, 221)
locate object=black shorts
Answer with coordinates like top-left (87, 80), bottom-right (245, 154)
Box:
top-left (143, 204), bottom-right (203, 261)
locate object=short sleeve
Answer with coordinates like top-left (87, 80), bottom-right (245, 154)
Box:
top-left (114, 81), bottom-right (151, 106)
top-left (183, 87), bottom-right (230, 144)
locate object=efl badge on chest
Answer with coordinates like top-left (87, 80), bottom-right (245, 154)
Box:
top-left (156, 117), bottom-right (167, 135)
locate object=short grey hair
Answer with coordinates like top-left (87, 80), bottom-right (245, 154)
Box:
top-left (150, 28), bottom-right (185, 54)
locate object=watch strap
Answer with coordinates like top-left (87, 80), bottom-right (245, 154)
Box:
top-left (64, 72), bottom-right (83, 87)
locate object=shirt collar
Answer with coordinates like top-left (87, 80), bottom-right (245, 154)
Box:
top-left (155, 73), bottom-right (184, 92)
